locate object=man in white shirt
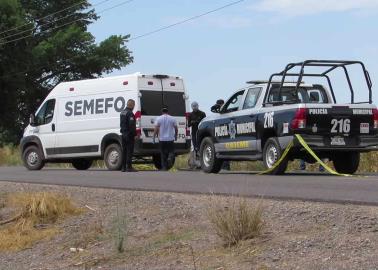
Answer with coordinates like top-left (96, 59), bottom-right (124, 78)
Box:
top-left (153, 106), bottom-right (178, 171)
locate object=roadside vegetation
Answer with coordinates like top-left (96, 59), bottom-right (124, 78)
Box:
top-left (0, 192), bottom-right (81, 251)
top-left (2, 145), bottom-right (378, 173)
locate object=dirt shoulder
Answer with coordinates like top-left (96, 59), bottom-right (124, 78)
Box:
top-left (0, 181), bottom-right (378, 270)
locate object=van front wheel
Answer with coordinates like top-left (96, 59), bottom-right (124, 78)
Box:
top-left (104, 143), bottom-right (122, 171)
top-left (23, 145), bottom-right (45, 170)
top-left (72, 159), bottom-right (93, 170)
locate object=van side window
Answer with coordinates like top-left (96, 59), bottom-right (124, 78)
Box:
top-left (35, 99), bottom-right (56, 126)
top-left (222, 90), bottom-right (245, 113)
top-left (243, 88), bottom-right (261, 109)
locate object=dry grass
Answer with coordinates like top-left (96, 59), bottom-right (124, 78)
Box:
top-left (0, 145), bottom-right (21, 166)
top-left (207, 197), bottom-right (263, 247)
top-left (0, 192), bottom-right (81, 251)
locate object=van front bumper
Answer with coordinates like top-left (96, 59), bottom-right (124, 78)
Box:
top-left (133, 139), bottom-right (191, 156)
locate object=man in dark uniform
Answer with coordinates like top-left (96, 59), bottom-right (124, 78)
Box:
top-left (120, 99), bottom-right (138, 172)
top-left (188, 101), bottom-right (206, 153)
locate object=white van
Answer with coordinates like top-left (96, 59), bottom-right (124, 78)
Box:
top-left (20, 73), bottom-right (191, 170)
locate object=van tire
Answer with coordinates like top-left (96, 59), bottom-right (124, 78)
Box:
top-left (104, 143), bottom-right (122, 171)
top-left (262, 137), bottom-right (288, 175)
top-left (23, 145), bottom-right (45, 170)
top-left (72, 159), bottom-right (93, 170)
top-left (333, 152), bottom-right (360, 174)
top-left (199, 137), bottom-right (222, 173)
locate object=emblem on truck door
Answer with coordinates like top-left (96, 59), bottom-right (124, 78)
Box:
top-left (228, 120), bottom-right (237, 139)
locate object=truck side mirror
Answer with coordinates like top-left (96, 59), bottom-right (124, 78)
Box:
top-left (210, 104), bottom-right (221, 113)
top-left (30, 114), bottom-right (36, 126)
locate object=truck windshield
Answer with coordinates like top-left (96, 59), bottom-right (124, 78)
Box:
top-left (268, 87), bottom-right (329, 104)
top-left (140, 90), bottom-right (186, 116)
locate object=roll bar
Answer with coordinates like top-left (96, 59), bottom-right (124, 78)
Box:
top-left (263, 60), bottom-right (373, 105)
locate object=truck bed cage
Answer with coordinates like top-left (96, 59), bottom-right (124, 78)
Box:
top-left (263, 60), bottom-right (373, 105)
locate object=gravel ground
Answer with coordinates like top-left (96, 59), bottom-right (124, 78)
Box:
top-left (1, 181), bottom-right (378, 270)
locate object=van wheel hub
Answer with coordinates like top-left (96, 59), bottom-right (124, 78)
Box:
top-left (27, 152), bottom-right (39, 165)
top-left (108, 150), bottom-right (119, 164)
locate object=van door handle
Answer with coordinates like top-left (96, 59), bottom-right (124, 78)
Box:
top-left (52, 124), bottom-right (55, 132)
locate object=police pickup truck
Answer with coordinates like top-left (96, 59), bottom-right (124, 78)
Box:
top-left (197, 60), bottom-right (378, 175)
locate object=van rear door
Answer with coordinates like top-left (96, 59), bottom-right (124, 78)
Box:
top-left (139, 76), bottom-right (188, 144)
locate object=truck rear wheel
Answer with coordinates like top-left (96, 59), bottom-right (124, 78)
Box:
top-left (262, 137), bottom-right (288, 175)
top-left (199, 137), bottom-right (222, 173)
top-left (333, 152), bottom-right (360, 174)
top-left (72, 159), bottom-right (93, 170)
top-left (104, 143), bottom-right (122, 171)
top-left (23, 145), bottom-right (45, 170)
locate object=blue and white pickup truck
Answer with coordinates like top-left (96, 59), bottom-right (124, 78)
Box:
top-left (197, 60), bottom-right (378, 175)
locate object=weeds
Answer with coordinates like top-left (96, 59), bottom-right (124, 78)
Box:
top-left (207, 197), bottom-right (263, 247)
top-left (0, 192), bottom-right (81, 251)
top-left (112, 204), bottom-right (128, 253)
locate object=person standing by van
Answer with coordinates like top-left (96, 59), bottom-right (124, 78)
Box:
top-left (188, 101), bottom-right (206, 153)
top-left (120, 99), bottom-right (138, 172)
top-left (153, 106), bottom-right (178, 171)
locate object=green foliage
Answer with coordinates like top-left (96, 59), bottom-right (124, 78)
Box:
top-left (0, 0), bottom-right (133, 144)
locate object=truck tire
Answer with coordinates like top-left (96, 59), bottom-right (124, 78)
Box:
top-left (199, 137), bottom-right (223, 174)
top-left (104, 143), bottom-right (122, 171)
top-left (22, 145), bottom-right (45, 170)
top-left (262, 137), bottom-right (288, 175)
top-left (72, 159), bottom-right (93, 170)
top-left (333, 152), bottom-right (360, 174)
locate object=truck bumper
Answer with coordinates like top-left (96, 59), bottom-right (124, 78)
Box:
top-left (133, 139), bottom-right (191, 156)
top-left (293, 134), bottom-right (378, 152)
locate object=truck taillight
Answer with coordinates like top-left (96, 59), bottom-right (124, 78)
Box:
top-left (373, 109), bottom-right (378, 129)
top-left (291, 108), bottom-right (307, 129)
top-left (185, 112), bottom-right (191, 137)
top-left (135, 111), bottom-right (142, 136)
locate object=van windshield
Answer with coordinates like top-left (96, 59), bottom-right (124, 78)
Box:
top-left (140, 90), bottom-right (186, 116)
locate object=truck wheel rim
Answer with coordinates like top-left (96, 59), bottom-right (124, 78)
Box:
top-left (27, 151), bottom-right (39, 166)
top-left (203, 145), bottom-right (212, 167)
top-left (108, 150), bottom-right (119, 165)
top-left (266, 145), bottom-right (278, 168)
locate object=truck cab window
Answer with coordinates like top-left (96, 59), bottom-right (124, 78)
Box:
top-left (222, 90), bottom-right (245, 113)
top-left (35, 99), bottom-right (56, 126)
top-left (243, 88), bottom-right (261, 109)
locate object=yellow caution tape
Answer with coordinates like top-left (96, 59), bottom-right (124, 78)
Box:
top-left (259, 134), bottom-right (352, 176)
top-left (294, 134), bottom-right (351, 177)
top-left (258, 140), bottom-right (294, 175)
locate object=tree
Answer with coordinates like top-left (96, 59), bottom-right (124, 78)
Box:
top-left (0, 0), bottom-right (133, 144)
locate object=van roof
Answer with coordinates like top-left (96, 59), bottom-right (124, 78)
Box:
top-left (48, 73), bottom-right (183, 98)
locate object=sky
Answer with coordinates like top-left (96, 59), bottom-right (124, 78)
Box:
top-left (88, 0), bottom-right (378, 112)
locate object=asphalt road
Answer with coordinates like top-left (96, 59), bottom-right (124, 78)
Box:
top-left (1, 166), bottom-right (378, 205)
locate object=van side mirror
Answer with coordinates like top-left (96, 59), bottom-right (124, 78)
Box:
top-left (30, 114), bottom-right (36, 126)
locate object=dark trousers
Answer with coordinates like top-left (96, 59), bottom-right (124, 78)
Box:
top-left (159, 141), bottom-right (175, 170)
top-left (191, 127), bottom-right (199, 152)
top-left (121, 135), bottom-right (134, 170)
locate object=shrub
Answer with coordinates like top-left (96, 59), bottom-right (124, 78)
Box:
top-left (207, 197), bottom-right (263, 246)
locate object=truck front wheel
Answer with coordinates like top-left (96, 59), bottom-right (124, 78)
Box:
top-left (262, 137), bottom-right (288, 175)
top-left (333, 152), bottom-right (360, 174)
top-left (199, 137), bottom-right (223, 173)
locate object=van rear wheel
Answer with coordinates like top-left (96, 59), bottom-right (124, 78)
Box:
top-left (72, 159), bottom-right (93, 170)
top-left (23, 145), bottom-right (45, 170)
top-left (104, 143), bottom-right (122, 171)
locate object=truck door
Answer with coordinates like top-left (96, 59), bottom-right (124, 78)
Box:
top-left (214, 90), bottom-right (245, 151)
top-left (30, 99), bottom-right (57, 157)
